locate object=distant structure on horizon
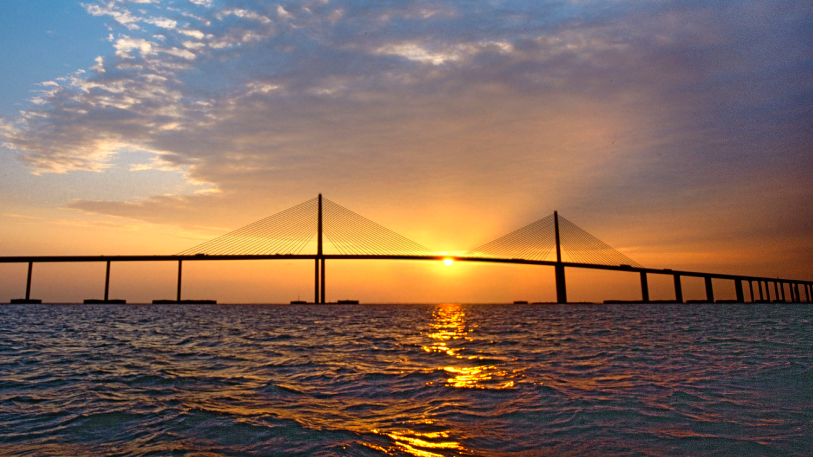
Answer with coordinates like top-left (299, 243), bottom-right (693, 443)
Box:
top-left (2, 194), bottom-right (811, 305)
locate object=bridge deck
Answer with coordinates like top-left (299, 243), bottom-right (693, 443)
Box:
top-left (0, 253), bottom-right (807, 284)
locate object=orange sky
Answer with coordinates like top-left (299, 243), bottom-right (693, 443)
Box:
top-left (1, 1), bottom-right (811, 303)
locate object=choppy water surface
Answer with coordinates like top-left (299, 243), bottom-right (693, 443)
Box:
top-left (1, 303), bottom-right (812, 456)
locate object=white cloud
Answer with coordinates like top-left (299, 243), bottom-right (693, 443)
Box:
top-left (179, 29), bottom-right (205, 39)
top-left (376, 42), bottom-right (464, 65)
top-left (84, 2), bottom-right (142, 30)
top-left (163, 47), bottom-right (197, 60)
top-left (218, 8), bottom-right (272, 24)
top-left (114, 36), bottom-right (154, 58)
top-left (277, 5), bottom-right (292, 19)
top-left (146, 17), bottom-right (177, 29)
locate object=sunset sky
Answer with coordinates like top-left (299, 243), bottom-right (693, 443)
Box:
top-left (1, 0), bottom-right (811, 303)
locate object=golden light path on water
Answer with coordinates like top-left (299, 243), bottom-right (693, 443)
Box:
top-left (368, 304), bottom-right (516, 456)
top-left (424, 304), bottom-right (514, 390)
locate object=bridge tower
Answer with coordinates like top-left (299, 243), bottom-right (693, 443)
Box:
top-left (554, 211), bottom-right (567, 304)
top-left (316, 193), bottom-right (324, 304)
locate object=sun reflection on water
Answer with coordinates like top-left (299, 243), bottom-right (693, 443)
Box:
top-left (370, 429), bottom-right (462, 457)
top-left (423, 304), bottom-right (516, 391)
top-left (367, 304), bottom-right (521, 456)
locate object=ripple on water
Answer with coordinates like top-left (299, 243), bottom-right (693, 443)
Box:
top-left (1, 303), bottom-right (812, 456)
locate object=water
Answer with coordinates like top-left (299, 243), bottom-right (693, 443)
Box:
top-left (1, 303), bottom-right (811, 456)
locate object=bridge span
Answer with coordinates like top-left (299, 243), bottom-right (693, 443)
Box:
top-left (2, 195), bottom-right (811, 304)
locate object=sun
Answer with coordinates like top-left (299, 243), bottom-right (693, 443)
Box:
top-left (443, 258), bottom-right (454, 266)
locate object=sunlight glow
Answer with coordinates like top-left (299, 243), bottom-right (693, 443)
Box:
top-left (443, 258), bottom-right (453, 266)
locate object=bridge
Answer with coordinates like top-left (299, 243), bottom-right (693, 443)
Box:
top-left (2, 194), bottom-right (811, 304)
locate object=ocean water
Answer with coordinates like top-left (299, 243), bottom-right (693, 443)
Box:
top-left (1, 303), bottom-right (812, 456)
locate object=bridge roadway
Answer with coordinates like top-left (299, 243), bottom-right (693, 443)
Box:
top-left (1, 254), bottom-right (811, 304)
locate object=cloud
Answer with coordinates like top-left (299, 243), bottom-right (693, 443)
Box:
top-left (2, 0), bottom-right (812, 268)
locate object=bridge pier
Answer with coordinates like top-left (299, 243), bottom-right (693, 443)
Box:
top-left (673, 274), bottom-right (683, 303)
top-left (26, 261), bottom-right (33, 301)
top-left (758, 281), bottom-right (764, 302)
top-left (807, 284), bottom-right (812, 303)
top-left (177, 260), bottom-right (183, 302)
top-left (748, 280), bottom-right (754, 302)
top-left (704, 276), bottom-right (714, 303)
top-left (321, 259), bottom-right (326, 304)
top-left (774, 282), bottom-right (779, 303)
top-left (640, 272), bottom-right (649, 303)
top-left (317, 194), bottom-right (324, 304)
top-left (104, 260), bottom-right (111, 301)
top-left (555, 265), bottom-right (567, 304)
top-left (735, 279), bottom-right (744, 303)
top-left (553, 211), bottom-right (566, 304)
top-left (314, 259), bottom-right (320, 304)
top-left (10, 261), bottom-right (42, 304)
top-left (794, 283), bottom-right (801, 303)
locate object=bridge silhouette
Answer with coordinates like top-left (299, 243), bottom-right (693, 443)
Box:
top-left (2, 194), bottom-right (811, 304)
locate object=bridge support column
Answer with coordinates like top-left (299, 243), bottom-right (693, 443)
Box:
top-left (673, 274), bottom-right (683, 303)
top-left (176, 260), bottom-right (183, 302)
top-left (781, 282), bottom-right (786, 302)
top-left (317, 193), bottom-right (324, 304)
top-left (807, 284), bottom-right (812, 303)
top-left (704, 276), bottom-right (714, 303)
top-left (554, 265), bottom-right (567, 304)
top-left (314, 259), bottom-right (319, 304)
top-left (758, 281), bottom-right (764, 302)
top-left (553, 211), bottom-right (566, 304)
top-left (774, 282), bottom-right (780, 303)
top-left (104, 261), bottom-right (111, 302)
top-left (25, 261), bottom-right (33, 301)
top-left (640, 272), bottom-right (649, 303)
top-left (735, 280), bottom-right (744, 303)
top-left (321, 259), bottom-right (326, 304)
top-left (748, 281), bottom-right (754, 303)
top-left (794, 283), bottom-right (800, 303)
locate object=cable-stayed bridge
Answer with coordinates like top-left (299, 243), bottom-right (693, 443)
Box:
top-left (2, 195), bottom-right (810, 304)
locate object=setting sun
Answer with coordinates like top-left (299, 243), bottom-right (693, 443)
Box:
top-left (444, 258), bottom-right (454, 266)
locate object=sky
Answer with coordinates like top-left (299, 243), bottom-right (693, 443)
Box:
top-left (1, 0), bottom-right (811, 303)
